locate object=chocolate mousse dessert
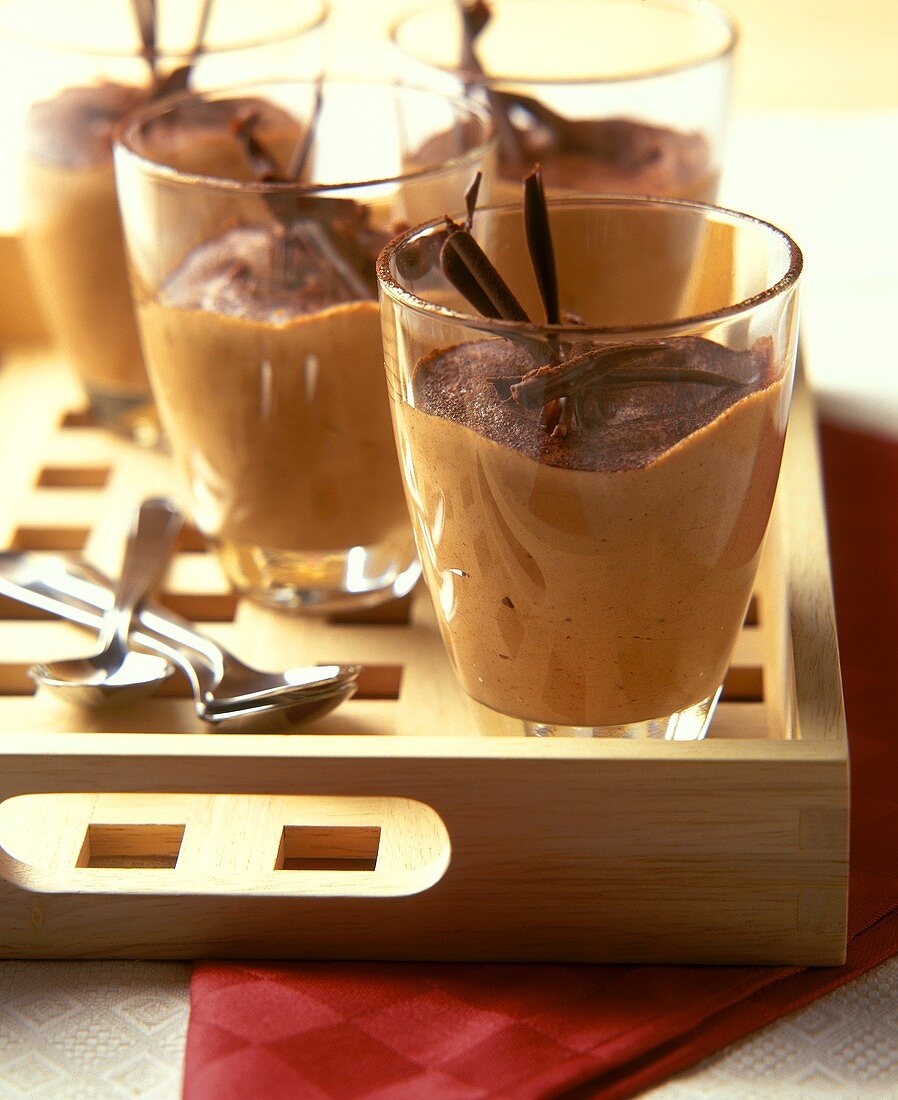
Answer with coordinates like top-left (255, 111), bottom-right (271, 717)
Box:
top-left (434, 0), bottom-right (717, 200)
top-left (23, 80), bottom-right (151, 426)
top-left (389, 171), bottom-right (788, 728)
top-left (136, 115), bottom-right (414, 608)
top-left (20, 0), bottom-right (295, 440)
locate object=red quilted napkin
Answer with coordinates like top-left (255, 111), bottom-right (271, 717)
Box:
top-left (183, 416), bottom-right (898, 1100)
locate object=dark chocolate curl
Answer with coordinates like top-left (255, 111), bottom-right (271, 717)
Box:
top-left (464, 172), bottom-right (482, 230)
top-left (455, 0), bottom-right (524, 166)
top-left (285, 77), bottom-right (324, 181)
top-left (523, 166), bottom-right (560, 324)
top-left (149, 65), bottom-right (192, 100)
top-left (459, 0), bottom-right (491, 50)
top-left (510, 342), bottom-right (746, 413)
top-left (147, 0), bottom-right (214, 101)
top-left (131, 0), bottom-right (157, 79)
top-left (441, 236), bottom-right (501, 318)
top-left (441, 222), bottom-right (530, 322)
top-left (230, 112), bottom-right (281, 180)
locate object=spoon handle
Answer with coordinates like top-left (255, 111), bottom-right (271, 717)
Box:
top-left (100, 498), bottom-right (184, 651)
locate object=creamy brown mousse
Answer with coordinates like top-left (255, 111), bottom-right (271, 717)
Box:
top-left (394, 336), bottom-right (785, 727)
top-left (418, 113), bottom-right (716, 203)
top-left (499, 115), bottom-right (717, 200)
top-left (23, 85), bottom-right (299, 401)
top-left (139, 225), bottom-right (411, 560)
top-left (23, 83), bottom-right (148, 398)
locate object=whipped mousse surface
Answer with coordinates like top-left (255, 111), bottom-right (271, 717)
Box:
top-left (412, 335), bottom-right (776, 473)
top-left (140, 223), bottom-right (410, 555)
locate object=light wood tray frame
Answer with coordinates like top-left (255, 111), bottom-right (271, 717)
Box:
top-left (0, 350), bottom-right (848, 964)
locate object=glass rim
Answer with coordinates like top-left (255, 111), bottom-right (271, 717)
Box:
top-left (377, 196), bottom-right (803, 339)
top-left (0, 0), bottom-right (329, 59)
top-left (114, 76), bottom-right (497, 194)
top-left (390, 0), bottom-right (738, 88)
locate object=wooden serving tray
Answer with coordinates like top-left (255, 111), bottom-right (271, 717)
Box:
top-left (0, 348), bottom-right (848, 965)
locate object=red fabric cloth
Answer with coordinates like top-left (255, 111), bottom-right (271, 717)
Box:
top-left (183, 417), bottom-right (898, 1100)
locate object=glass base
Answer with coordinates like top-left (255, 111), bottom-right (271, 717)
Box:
top-left (216, 537), bottom-right (421, 614)
top-left (86, 386), bottom-right (161, 449)
top-left (525, 688), bottom-right (723, 740)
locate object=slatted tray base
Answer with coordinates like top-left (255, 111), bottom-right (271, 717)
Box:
top-left (0, 349), bottom-right (849, 965)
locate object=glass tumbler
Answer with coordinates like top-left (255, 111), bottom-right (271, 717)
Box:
top-left (378, 196), bottom-right (802, 738)
top-left (1, 0), bottom-right (327, 444)
top-left (115, 79), bottom-right (495, 612)
top-left (392, 0), bottom-right (736, 201)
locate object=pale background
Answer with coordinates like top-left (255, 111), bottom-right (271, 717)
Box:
top-left (1, 2), bottom-right (897, 1098)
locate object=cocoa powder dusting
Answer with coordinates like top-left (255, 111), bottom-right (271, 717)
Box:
top-left (163, 225), bottom-right (391, 320)
top-left (412, 335), bottom-right (776, 473)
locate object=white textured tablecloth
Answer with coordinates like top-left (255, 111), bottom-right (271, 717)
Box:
top-left (2, 958), bottom-right (898, 1099)
top-left (2, 111), bottom-right (898, 1100)
top-left (0, 962), bottom-right (190, 1099)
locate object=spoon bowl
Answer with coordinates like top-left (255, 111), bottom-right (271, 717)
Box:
top-left (205, 681), bottom-right (359, 731)
top-left (29, 498), bottom-right (183, 708)
top-left (30, 649), bottom-right (175, 707)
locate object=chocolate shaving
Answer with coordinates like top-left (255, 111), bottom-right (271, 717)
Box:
top-left (132, 0), bottom-right (214, 102)
top-left (464, 171), bottom-right (482, 230)
top-left (440, 237), bottom-right (499, 318)
top-left (439, 210), bottom-right (558, 367)
top-left (150, 0), bottom-right (214, 99)
top-left (441, 217), bottom-right (529, 322)
top-left (539, 398), bottom-right (568, 436)
top-left (510, 343), bottom-right (744, 408)
top-left (131, 0), bottom-right (157, 81)
top-left (434, 172), bottom-right (498, 314)
top-left (507, 343), bottom-right (746, 433)
top-left (283, 221), bottom-right (372, 301)
top-left (191, 0), bottom-right (215, 60)
top-left (228, 110), bottom-right (386, 299)
top-left (454, 2), bottom-right (671, 177)
top-left (459, 0), bottom-right (491, 47)
top-left (456, 1), bottom-right (524, 166)
top-left (508, 344), bottom-right (673, 406)
top-left (149, 65), bottom-right (192, 99)
top-left (523, 166), bottom-right (559, 324)
top-left (439, 172), bottom-right (746, 434)
top-left (398, 171), bottom-right (483, 287)
top-left (285, 77), bottom-right (324, 181)
top-left (230, 111), bottom-right (281, 180)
